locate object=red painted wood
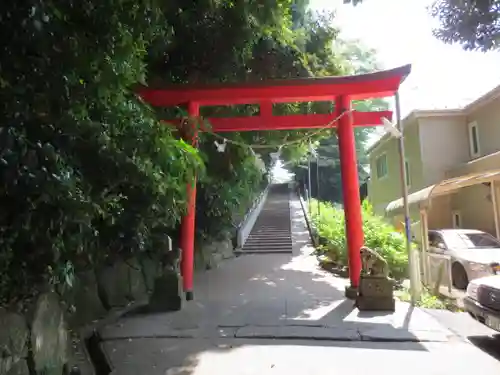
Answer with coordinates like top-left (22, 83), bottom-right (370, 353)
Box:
top-left (336, 95), bottom-right (364, 289)
top-left (155, 65), bottom-right (412, 299)
top-left (138, 65), bottom-right (411, 107)
top-left (180, 102), bottom-right (199, 300)
top-left (162, 110), bottom-right (393, 132)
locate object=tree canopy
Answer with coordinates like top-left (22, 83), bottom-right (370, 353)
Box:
top-left (292, 38), bottom-right (388, 204)
top-left (430, 0), bottom-right (500, 51)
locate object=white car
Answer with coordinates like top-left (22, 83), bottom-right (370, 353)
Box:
top-left (465, 275), bottom-right (500, 332)
top-left (428, 229), bottom-right (500, 289)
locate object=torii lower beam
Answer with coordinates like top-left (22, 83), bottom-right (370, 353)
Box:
top-left (163, 110), bottom-right (393, 132)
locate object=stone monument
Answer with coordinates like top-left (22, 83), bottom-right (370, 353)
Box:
top-left (148, 237), bottom-right (184, 312)
top-left (355, 246), bottom-right (396, 312)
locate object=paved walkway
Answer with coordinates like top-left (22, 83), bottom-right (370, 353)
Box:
top-left (99, 191), bottom-right (500, 375)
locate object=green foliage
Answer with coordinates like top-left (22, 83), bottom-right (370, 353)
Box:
top-left (311, 199), bottom-right (408, 280)
top-left (0, 1), bottom-right (202, 305)
top-left (291, 37), bottom-right (389, 204)
top-left (430, 0), bottom-right (500, 51)
top-left (395, 285), bottom-right (461, 311)
top-left (195, 139), bottom-right (267, 242)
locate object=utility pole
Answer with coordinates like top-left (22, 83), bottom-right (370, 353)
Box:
top-left (395, 92), bottom-right (421, 303)
top-left (307, 142), bottom-right (312, 216)
top-left (316, 150), bottom-right (320, 217)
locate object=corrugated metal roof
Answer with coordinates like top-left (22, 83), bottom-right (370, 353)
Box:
top-left (386, 169), bottom-right (500, 214)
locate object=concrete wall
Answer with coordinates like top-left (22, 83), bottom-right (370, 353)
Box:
top-left (368, 117), bottom-right (424, 216)
top-left (427, 195), bottom-right (453, 229)
top-left (236, 187), bottom-right (269, 249)
top-left (445, 153), bottom-right (500, 236)
top-left (466, 94), bottom-right (500, 158)
top-left (428, 96), bottom-right (500, 234)
top-left (450, 185), bottom-right (495, 235)
top-left (419, 115), bottom-right (469, 185)
top-left (0, 257), bottom-right (156, 375)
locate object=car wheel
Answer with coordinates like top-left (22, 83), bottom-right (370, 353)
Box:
top-left (452, 263), bottom-right (469, 290)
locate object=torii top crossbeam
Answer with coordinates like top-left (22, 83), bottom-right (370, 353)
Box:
top-left (139, 64), bottom-right (411, 107)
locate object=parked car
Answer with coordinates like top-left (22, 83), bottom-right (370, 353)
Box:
top-left (428, 229), bottom-right (500, 290)
top-left (464, 275), bottom-right (500, 332)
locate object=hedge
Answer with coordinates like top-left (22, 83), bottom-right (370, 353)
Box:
top-left (310, 199), bottom-right (408, 280)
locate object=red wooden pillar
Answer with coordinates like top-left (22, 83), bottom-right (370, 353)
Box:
top-left (336, 95), bottom-right (364, 293)
top-left (180, 101), bottom-right (199, 301)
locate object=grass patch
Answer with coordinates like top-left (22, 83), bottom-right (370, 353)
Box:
top-left (395, 285), bottom-right (463, 311)
top-left (311, 199), bottom-right (409, 281)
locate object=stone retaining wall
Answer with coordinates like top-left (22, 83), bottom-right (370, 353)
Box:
top-left (0, 238), bottom-right (234, 375)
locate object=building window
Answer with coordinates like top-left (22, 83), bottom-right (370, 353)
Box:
top-left (452, 210), bottom-right (461, 228)
top-left (375, 154), bottom-right (388, 179)
top-left (468, 121), bottom-right (480, 158)
top-left (405, 159), bottom-right (411, 187)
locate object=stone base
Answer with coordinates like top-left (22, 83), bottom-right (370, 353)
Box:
top-left (356, 275), bottom-right (395, 311)
top-left (344, 285), bottom-right (358, 300)
top-left (356, 296), bottom-right (396, 312)
top-left (147, 272), bottom-right (183, 312)
top-left (359, 276), bottom-right (395, 298)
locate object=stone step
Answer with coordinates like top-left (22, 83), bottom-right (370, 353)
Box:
top-left (243, 244), bottom-right (292, 250)
top-left (255, 219), bottom-right (290, 222)
top-left (248, 235), bottom-right (291, 239)
top-left (246, 235), bottom-right (291, 239)
top-left (235, 249), bottom-right (293, 254)
top-left (257, 214), bottom-right (289, 216)
top-left (249, 231), bottom-right (290, 234)
top-left (252, 228), bottom-right (290, 231)
top-left (241, 187), bottom-right (293, 256)
top-left (254, 219), bottom-right (290, 223)
top-left (252, 232), bottom-right (290, 235)
top-left (246, 236), bottom-right (292, 242)
top-left (254, 220), bottom-right (290, 222)
top-left (243, 241), bottom-right (292, 247)
top-left (246, 241), bottom-right (292, 246)
top-left (247, 236), bottom-right (292, 242)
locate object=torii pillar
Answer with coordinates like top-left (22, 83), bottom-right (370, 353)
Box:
top-left (336, 95), bottom-right (363, 297)
top-left (180, 102), bottom-right (199, 301)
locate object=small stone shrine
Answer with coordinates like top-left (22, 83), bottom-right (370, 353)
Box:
top-left (148, 237), bottom-right (184, 312)
top-left (356, 246), bottom-right (396, 312)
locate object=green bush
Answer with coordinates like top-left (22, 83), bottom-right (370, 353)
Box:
top-left (310, 199), bottom-right (408, 280)
top-left (0, 1), bottom-right (203, 305)
top-left (195, 139), bottom-right (267, 243)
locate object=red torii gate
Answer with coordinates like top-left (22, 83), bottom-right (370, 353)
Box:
top-left (139, 64), bottom-right (411, 300)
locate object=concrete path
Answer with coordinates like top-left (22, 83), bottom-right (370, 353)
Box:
top-left (99, 192), bottom-right (500, 375)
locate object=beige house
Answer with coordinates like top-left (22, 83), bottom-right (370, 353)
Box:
top-left (367, 84), bottom-right (500, 238)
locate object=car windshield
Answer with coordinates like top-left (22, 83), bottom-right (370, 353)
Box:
top-left (444, 232), bottom-right (500, 249)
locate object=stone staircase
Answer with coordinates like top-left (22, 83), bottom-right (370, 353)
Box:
top-left (236, 184), bottom-right (293, 254)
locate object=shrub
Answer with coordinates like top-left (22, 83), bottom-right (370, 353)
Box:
top-left (0, 1), bottom-right (203, 306)
top-left (310, 199), bottom-right (408, 280)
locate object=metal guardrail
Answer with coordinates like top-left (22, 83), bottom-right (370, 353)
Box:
top-left (233, 185), bottom-right (270, 249)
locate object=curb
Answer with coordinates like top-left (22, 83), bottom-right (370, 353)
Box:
top-left (79, 299), bottom-right (149, 375)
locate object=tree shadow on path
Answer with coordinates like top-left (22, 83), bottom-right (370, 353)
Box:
top-left (96, 192), bottom-right (465, 375)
